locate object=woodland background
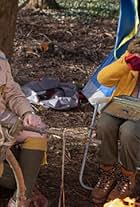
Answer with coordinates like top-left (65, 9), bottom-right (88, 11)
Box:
top-left (0, 1), bottom-right (119, 206)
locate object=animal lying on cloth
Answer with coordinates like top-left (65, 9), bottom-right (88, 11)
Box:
top-left (22, 77), bottom-right (80, 110)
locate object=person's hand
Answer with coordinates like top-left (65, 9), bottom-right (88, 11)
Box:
top-left (125, 53), bottom-right (140, 71)
top-left (23, 112), bottom-right (44, 128)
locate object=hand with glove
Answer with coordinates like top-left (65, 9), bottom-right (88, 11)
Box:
top-left (125, 53), bottom-right (140, 71)
top-left (125, 37), bottom-right (140, 71)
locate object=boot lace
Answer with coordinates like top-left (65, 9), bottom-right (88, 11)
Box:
top-left (115, 173), bottom-right (131, 193)
top-left (96, 168), bottom-right (115, 190)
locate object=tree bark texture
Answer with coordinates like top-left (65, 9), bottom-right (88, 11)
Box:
top-left (0, 0), bottom-right (18, 58)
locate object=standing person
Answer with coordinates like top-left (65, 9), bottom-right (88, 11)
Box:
top-left (0, 50), bottom-right (48, 207)
top-left (91, 38), bottom-right (140, 204)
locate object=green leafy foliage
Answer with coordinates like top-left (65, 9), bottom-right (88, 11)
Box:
top-left (57, 0), bottom-right (119, 17)
top-left (18, 0), bottom-right (119, 17)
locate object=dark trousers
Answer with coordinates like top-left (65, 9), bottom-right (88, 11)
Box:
top-left (97, 113), bottom-right (140, 171)
top-left (0, 145), bottom-right (44, 199)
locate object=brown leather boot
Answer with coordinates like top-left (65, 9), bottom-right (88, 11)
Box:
top-left (91, 165), bottom-right (117, 204)
top-left (107, 166), bottom-right (136, 201)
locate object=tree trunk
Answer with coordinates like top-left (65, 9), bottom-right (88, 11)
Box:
top-left (138, 0), bottom-right (140, 19)
top-left (29, 0), bottom-right (61, 9)
top-left (0, 0), bottom-right (18, 58)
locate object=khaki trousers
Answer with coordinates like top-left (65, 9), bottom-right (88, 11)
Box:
top-left (97, 112), bottom-right (140, 171)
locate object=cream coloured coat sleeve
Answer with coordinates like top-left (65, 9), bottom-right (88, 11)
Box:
top-left (3, 60), bottom-right (33, 117)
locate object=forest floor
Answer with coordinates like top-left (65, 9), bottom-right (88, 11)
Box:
top-left (4, 8), bottom-right (117, 207)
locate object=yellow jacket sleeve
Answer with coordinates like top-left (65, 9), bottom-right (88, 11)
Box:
top-left (97, 51), bottom-right (131, 87)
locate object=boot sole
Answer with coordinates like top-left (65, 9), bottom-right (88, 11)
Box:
top-left (92, 197), bottom-right (107, 204)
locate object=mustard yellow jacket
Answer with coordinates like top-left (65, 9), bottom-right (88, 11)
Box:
top-left (97, 51), bottom-right (139, 97)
